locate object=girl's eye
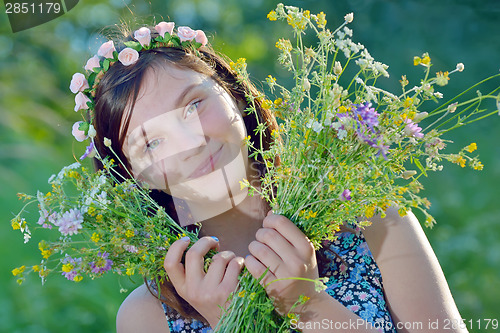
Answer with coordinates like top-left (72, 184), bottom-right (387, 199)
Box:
top-left (185, 101), bottom-right (200, 118)
top-left (144, 139), bottom-right (162, 152)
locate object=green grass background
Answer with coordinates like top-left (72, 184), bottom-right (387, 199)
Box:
top-left (1, 0), bottom-right (499, 331)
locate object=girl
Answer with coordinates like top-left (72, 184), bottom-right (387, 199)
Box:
top-left (85, 24), bottom-right (467, 332)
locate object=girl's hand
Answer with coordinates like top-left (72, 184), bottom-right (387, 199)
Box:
top-left (164, 236), bottom-right (244, 328)
top-left (245, 213), bottom-right (321, 315)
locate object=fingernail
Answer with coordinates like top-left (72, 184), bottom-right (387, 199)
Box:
top-left (180, 236), bottom-right (190, 242)
top-left (211, 236), bottom-right (219, 242)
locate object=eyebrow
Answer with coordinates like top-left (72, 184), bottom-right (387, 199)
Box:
top-left (174, 83), bottom-right (201, 110)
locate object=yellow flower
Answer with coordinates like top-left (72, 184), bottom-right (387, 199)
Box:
top-left (229, 58), bottom-right (247, 71)
top-left (261, 99), bottom-right (273, 109)
top-left (435, 71), bottom-right (450, 86)
top-left (267, 10), bottom-right (277, 21)
top-left (267, 75), bottom-right (276, 85)
top-left (239, 179), bottom-right (249, 190)
top-left (73, 275), bottom-right (83, 282)
top-left (12, 266), bottom-right (26, 276)
top-left (315, 11), bottom-right (327, 28)
top-left (126, 267), bottom-right (135, 276)
top-left (11, 218), bottom-right (21, 230)
top-left (365, 206), bottom-right (375, 218)
top-left (473, 161), bottom-right (484, 170)
top-left (125, 229), bottom-right (135, 238)
top-left (87, 207), bottom-right (96, 217)
top-left (32, 265), bottom-right (40, 272)
top-left (421, 54), bottom-right (431, 66)
top-left (238, 290), bottom-right (246, 297)
top-left (91, 232), bottom-right (100, 243)
top-left (403, 97), bottom-right (413, 108)
top-left (275, 38), bottom-right (292, 52)
top-left (41, 249), bottom-right (53, 259)
top-left (62, 263), bottom-right (74, 273)
top-left (465, 142), bottom-right (477, 153)
top-left (303, 10), bottom-right (310, 19)
top-left (96, 214), bottom-right (103, 223)
top-left (274, 98), bottom-right (283, 107)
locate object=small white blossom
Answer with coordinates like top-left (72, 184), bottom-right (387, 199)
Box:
top-left (344, 12), bottom-right (354, 23)
top-left (104, 137), bottom-right (112, 147)
top-left (456, 63), bottom-right (465, 72)
top-left (87, 125), bottom-right (96, 138)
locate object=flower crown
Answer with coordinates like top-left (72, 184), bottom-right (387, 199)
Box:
top-left (69, 22), bottom-right (209, 159)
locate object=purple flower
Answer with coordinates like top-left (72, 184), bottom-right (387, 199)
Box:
top-left (89, 251), bottom-right (113, 274)
top-left (403, 119), bottom-right (424, 138)
top-left (340, 189), bottom-right (352, 201)
top-left (80, 141), bottom-right (95, 160)
top-left (61, 256), bottom-right (82, 281)
top-left (54, 208), bottom-right (84, 236)
top-left (352, 103), bottom-right (379, 131)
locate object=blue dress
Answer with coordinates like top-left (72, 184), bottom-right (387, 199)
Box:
top-left (162, 229), bottom-right (396, 333)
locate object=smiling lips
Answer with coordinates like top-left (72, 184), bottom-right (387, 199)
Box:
top-left (187, 146), bottom-right (223, 179)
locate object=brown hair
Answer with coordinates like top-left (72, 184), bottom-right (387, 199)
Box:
top-left (91, 35), bottom-right (279, 321)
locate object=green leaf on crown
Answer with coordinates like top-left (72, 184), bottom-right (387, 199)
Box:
top-left (123, 41), bottom-right (143, 52)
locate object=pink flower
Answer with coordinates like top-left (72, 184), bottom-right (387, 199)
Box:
top-left (195, 29), bottom-right (208, 46)
top-left (54, 208), bottom-right (84, 236)
top-left (72, 121), bottom-right (88, 142)
top-left (118, 48), bottom-right (139, 66)
top-left (134, 27), bottom-right (151, 47)
top-left (155, 21), bottom-right (175, 37)
top-left (97, 40), bottom-right (115, 59)
top-left (69, 73), bottom-right (89, 94)
top-left (177, 26), bottom-right (197, 42)
top-left (403, 119), bottom-right (424, 138)
top-left (84, 55), bottom-right (100, 71)
top-left (74, 92), bottom-right (91, 111)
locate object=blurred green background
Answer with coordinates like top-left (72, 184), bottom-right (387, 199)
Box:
top-left (1, 0), bottom-right (499, 332)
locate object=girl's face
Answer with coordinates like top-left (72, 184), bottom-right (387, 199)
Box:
top-left (122, 64), bottom-right (250, 225)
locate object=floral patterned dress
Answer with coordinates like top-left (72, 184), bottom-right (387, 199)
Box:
top-left (162, 229), bottom-right (396, 333)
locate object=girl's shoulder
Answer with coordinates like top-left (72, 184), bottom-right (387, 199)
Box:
top-left (116, 284), bottom-right (170, 333)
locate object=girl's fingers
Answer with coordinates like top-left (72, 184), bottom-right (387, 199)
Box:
top-left (163, 236), bottom-right (191, 285)
top-left (254, 227), bottom-right (297, 266)
top-left (263, 213), bottom-right (315, 258)
top-left (185, 236), bottom-right (220, 281)
top-left (220, 256), bottom-right (244, 291)
top-left (248, 239), bottom-right (283, 275)
top-left (245, 254), bottom-right (277, 287)
top-left (206, 251), bottom-right (236, 284)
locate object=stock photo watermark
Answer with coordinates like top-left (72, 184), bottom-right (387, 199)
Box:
top-left (3, 0), bottom-right (79, 32)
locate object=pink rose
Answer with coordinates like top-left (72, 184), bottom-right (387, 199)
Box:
top-left (84, 55), bottom-right (100, 71)
top-left (97, 40), bottom-right (115, 59)
top-left (134, 27), bottom-right (151, 47)
top-left (70, 73), bottom-right (89, 94)
top-left (74, 92), bottom-right (91, 111)
top-left (155, 22), bottom-right (175, 38)
top-left (72, 121), bottom-right (88, 142)
top-left (118, 48), bottom-right (139, 66)
top-left (195, 29), bottom-right (208, 46)
top-left (177, 26), bottom-right (197, 42)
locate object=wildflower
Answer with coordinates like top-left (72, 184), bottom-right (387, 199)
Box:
top-left (315, 11), bottom-right (327, 28)
top-left (402, 170), bottom-right (417, 179)
top-left (54, 208), bottom-right (84, 236)
top-left (447, 102), bottom-right (458, 113)
top-left (125, 229), bottom-right (135, 238)
top-left (11, 218), bottom-right (21, 230)
top-left (465, 142), bottom-right (477, 153)
top-left (126, 267), bottom-right (135, 276)
top-left (400, 75), bottom-right (409, 88)
top-left (80, 141), bottom-right (95, 160)
top-left (456, 63), bottom-right (465, 72)
top-left (450, 155), bottom-right (467, 168)
top-left (334, 61), bottom-right (342, 75)
top-left (275, 38), bottom-right (292, 52)
top-left (89, 252), bottom-right (113, 274)
top-left (123, 244), bottom-right (139, 253)
top-left (403, 119), bottom-right (424, 138)
top-left (351, 102), bottom-right (379, 130)
top-left (229, 58), bottom-right (247, 72)
top-left (339, 189), bottom-right (352, 201)
top-left (306, 119), bottom-right (323, 133)
top-left (267, 10), bottom-right (277, 21)
top-left (435, 71), bottom-right (450, 86)
top-left (103, 137), bottom-right (112, 147)
top-left (238, 290), bottom-right (246, 297)
top-left (261, 99), bottom-right (273, 109)
top-left (12, 266), bottom-right (25, 276)
top-left (344, 12), bottom-right (354, 23)
top-left (472, 161), bottom-right (484, 170)
top-left (91, 232), bottom-right (100, 243)
top-left (302, 78), bottom-right (311, 91)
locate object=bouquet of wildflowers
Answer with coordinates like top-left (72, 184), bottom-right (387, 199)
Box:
top-left (12, 3), bottom-right (500, 332)
top-left (219, 3), bottom-right (500, 331)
